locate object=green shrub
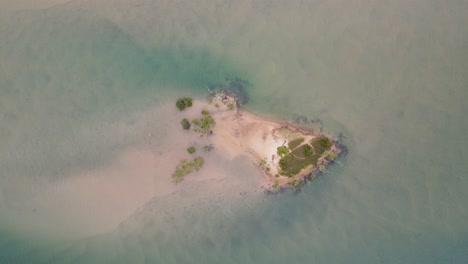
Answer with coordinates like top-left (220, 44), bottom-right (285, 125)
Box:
top-left (193, 157), bottom-right (204, 169)
top-left (171, 157), bottom-right (205, 184)
top-left (185, 98), bottom-right (193, 107)
top-left (311, 137), bottom-right (332, 155)
top-left (203, 144), bottom-right (214, 152)
top-left (191, 113), bottom-right (216, 136)
top-left (200, 115), bottom-right (215, 130)
top-left (304, 144), bottom-right (313, 157)
top-left (326, 151), bottom-right (338, 160)
top-left (181, 118), bottom-right (191, 130)
top-left (279, 158), bottom-right (288, 170)
top-left (293, 180), bottom-right (301, 187)
top-left (192, 119), bottom-right (200, 126)
top-left (319, 164), bottom-right (326, 172)
top-left (277, 146), bottom-right (290, 157)
top-left (227, 103), bottom-right (235, 110)
top-left (187, 146), bottom-right (196, 154)
top-left (259, 159), bottom-right (266, 167)
top-left (201, 109), bottom-right (210, 115)
top-left (176, 97), bottom-right (193, 111)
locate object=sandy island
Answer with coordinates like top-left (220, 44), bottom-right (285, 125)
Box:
top-left (172, 91), bottom-right (343, 192)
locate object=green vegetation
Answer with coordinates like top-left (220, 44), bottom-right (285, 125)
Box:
top-left (311, 137), bottom-right (332, 155)
top-left (279, 155), bottom-right (304, 176)
top-left (326, 151), bottom-right (338, 160)
top-left (203, 144), bottom-right (214, 152)
top-left (181, 118), bottom-right (191, 130)
top-left (201, 109), bottom-right (210, 115)
top-left (194, 157), bottom-right (204, 167)
top-left (279, 153), bottom-right (321, 177)
top-left (176, 97), bottom-right (193, 111)
top-left (277, 146), bottom-right (290, 157)
top-left (279, 158), bottom-right (288, 171)
top-left (290, 180), bottom-right (301, 189)
top-left (288, 138), bottom-right (304, 149)
top-left (319, 164), bottom-right (326, 172)
top-left (304, 144), bottom-right (313, 157)
top-left (259, 158), bottom-right (270, 171)
top-left (291, 144), bottom-right (313, 158)
top-left (278, 136), bottom-right (334, 177)
top-left (192, 119), bottom-right (200, 126)
top-left (273, 181), bottom-right (280, 189)
top-left (259, 159), bottom-right (267, 167)
top-left (187, 146), bottom-right (196, 154)
top-left (192, 113), bottom-right (216, 136)
top-left (171, 157), bottom-right (205, 184)
top-left (215, 103), bottom-right (219, 108)
top-left (227, 103), bottom-right (235, 110)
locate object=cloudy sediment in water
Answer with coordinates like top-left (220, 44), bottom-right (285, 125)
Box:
top-left (0, 0), bottom-right (467, 263)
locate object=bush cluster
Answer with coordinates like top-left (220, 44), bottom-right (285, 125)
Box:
top-left (181, 118), bottom-right (191, 130)
top-left (277, 146), bottom-right (289, 157)
top-left (193, 114), bottom-right (216, 135)
top-left (171, 157), bottom-right (205, 184)
top-left (176, 97), bottom-right (193, 111)
top-left (187, 146), bottom-right (196, 154)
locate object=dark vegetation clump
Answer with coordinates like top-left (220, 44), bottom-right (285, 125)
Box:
top-left (176, 97), bottom-right (193, 111)
top-left (187, 146), bottom-right (196, 154)
top-left (303, 145), bottom-right (313, 157)
top-left (181, 118), bottom-right (191, 130)
top-left (311, 137), bottom-right (332, 155)
top-left (192, 113), bottom-right (216, 136)
top-left (277, 146), bottom-right (289, 157)
top-left (201, 109), bottom-right (210, 115)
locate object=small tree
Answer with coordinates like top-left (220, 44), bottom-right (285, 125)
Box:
top-left (181, 118), bottom-right (191, 130)
top-left (176, 97), bottom-right (193, 111)
top-left (277, 146), bottom-right (289, 157)
top-left (304, 145), bottom-right (313, 157)
top-left (187, 146), bottom-right (196, 154)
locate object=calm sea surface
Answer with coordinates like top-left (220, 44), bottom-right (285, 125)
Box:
top-left (0, 0), bottom-right (467, 263)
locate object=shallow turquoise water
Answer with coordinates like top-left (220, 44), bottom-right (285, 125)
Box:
top-left (1, 0), bottom-right (467, 263)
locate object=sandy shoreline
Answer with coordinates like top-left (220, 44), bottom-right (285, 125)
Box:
top-left (184, 92), bottom-right (343, 192)
top-left (1, 93), bottom-right (342, 237)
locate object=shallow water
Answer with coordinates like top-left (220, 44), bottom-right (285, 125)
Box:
top-left (1, 0), bottom-right (467, 263)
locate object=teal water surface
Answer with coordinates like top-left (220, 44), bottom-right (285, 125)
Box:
top-left (0, 0), bottom-right (467, 263)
